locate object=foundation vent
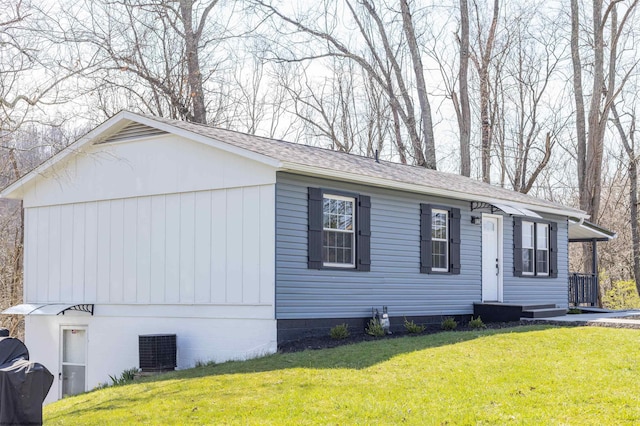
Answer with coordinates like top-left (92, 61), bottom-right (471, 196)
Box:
top-left (138, 334), bottom-right (177, 372)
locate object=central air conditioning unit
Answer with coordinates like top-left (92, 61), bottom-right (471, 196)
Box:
top-left (138, 334), bottom-right (177, 372)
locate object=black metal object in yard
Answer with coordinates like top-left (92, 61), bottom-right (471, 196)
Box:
top-left (0, 336), bottom-right (54, 426)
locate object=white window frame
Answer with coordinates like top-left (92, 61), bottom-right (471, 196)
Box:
top-left (522, 221), bottom-right (535, 276)
top-left (431, 208), bottom-right (449, 272)
top-left (536, 223), bottom-right (550, 276)
top-left (322, 194), bottom-right (356, 268)
top-left (521, 221), bottom-right (550, 277)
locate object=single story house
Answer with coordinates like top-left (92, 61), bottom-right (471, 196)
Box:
top-left (1, 111), bottom-right (612, 403)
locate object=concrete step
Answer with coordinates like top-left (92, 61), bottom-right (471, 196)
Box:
top-left (521, 308), bottom-right (567, 319)
top-left (521, 304), bottom-right (557, 311)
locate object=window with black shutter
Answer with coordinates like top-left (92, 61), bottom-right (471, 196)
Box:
top-left (420, 204), bottom-right (461, 275)
top-left (308, 187), bottom-right (371, 271)
top-left (513, 217), bottom-right (558, 278)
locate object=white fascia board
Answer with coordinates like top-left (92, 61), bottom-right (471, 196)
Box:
top-left (568, 218), bottom-right (616, 240)
top-left (282, 162), bottom-right (589, 220)
top-left (0, 112), bottom-right (131, 199)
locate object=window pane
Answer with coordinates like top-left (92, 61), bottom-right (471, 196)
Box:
top-left (432, 211), bottom-right (448, 240)
top-left (345, 233), bottom-right (353, 248)
top-left (523, 248), bottom-right (534, 273)
top-left (323, 198), bottom-right (331, 215)
top-left (536, 224), bottom-right (548, 249)
top-left (344, 247), bottom-right (352, 264)
top-left (327, 247), bottom-right (336, 263)
top-left (344, 215), bottom-right (353, 230)
top-left (322, 195), bottom-right (356, 266)
top-left (537, 249), bottom-right (548, 274)
top-left (522, 222), bottom-right (534, 248)
top-left (432, 241), bottom-right (448, 270)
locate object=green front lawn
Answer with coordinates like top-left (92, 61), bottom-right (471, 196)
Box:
top-left (45, 326), bottom-right (640, 425)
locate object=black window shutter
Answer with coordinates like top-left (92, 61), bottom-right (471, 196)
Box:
top-left (513, 217), bottom-right (523, 277)
top-left (549, 222), bottom-right (558, 278)
top-left (449, 208), bottom-right (461, 274)
top-left (420, 204), bottom-right (432, 273)
top-left (356, 195), bottom-right (371, 271)
top-left (308, 187), bottom-right (323, 269)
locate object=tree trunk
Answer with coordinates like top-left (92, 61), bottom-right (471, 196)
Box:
top-left (458, 0), bottom-right (471, 177)
top-left (400, 0), bottom-right (437, 170)
top-left (570, 0), bottom-right (587, 202)
top-left (611, 103), bottom-right (640, 295)
top-left (179, 0), bottom-right (207, 124)
top-left (471, 0), bottom-right (499, 183)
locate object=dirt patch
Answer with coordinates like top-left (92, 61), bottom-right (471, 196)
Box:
top-left (278, 321), bottom-right (530, 353)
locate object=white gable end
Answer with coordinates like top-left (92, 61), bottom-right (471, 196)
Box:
top-left (20, 133), bottom-right (276, 208)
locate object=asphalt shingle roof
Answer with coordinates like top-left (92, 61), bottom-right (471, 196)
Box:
top-left (142, 114), bottom-right (582, 217)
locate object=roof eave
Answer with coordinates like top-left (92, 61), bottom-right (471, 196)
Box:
top-left (1, 111), bottom-right (132, 198)
top-left (568, 218), bottom-right (617, 241)
top-left (1, 111), bottom-right (282, 199)
top-left (282, 162), bottom-right (588, 220)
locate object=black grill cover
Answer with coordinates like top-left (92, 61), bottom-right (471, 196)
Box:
top-left (0, 338), bottom-right (29, 365)
top-left (0, 337), bottom-right (53, 426)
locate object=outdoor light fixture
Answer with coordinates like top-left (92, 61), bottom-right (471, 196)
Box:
top-left (471, 216), bottom-right (481, 225)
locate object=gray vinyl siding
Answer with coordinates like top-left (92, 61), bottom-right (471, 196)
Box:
top-left (275, 172), bottom-right (570, 319)
top-left (276, 173), bottom-right (481, 319)
top-left (502, 215), bottom-right (569, 308)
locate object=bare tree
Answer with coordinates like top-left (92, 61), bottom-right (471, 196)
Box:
top-left (571, 0), bottom-right (638, 222)
top-left (453, 0), bottom-right (471, 177)
top-left (492, 3), bottom-right (565, 194)
top-left (0, 0), bottom-right (88, 337)
top-left (253, 0), bottom-right (438, 168)
top-left (469, 0), bottom-right (500, 183)
top-left (63, 0), bottom-right (233, 124)
top-left (611, 101), bottom-right (640, 294)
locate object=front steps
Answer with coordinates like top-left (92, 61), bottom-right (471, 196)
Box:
top-left (474, 302), bottom-right (567, 323)
top-left (521, 306), bottom-right (568, 318)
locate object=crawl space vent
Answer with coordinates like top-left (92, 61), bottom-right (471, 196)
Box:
top-left (138, 334), bottom-right (177, 372)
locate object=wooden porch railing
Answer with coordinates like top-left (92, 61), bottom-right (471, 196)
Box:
top-left (569, 272), bottom-right (598, 307)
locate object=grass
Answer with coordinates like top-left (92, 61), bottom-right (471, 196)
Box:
top-left (45, 325), bottom-right (640, 425)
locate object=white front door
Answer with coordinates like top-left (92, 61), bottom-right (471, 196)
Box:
top-left (482, 215), bottom-right (503, 302)
top-left (60, 326), bottom-right (87, 398)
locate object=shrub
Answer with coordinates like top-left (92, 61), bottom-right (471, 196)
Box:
top-left (468, 316), bottom-right (486, 329)
top-left (567, 308), bottom-right (582, 315)
top-left (441, 317), bottom-right (457, 331)
top-left (366, 318), bottom-right (386, 337)
top-left (329, 323), bottom-right (350, 340)
top-left (404, 317), bottom-right (426, 334)
top-left (602, 280), bottom-right (640, 310)
top-left (109, 367), bottom-right (139, 386)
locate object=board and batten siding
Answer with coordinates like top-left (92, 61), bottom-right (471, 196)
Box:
top-left (275, 173), bottom-right (482, 319)
top-left (24, 186), bottom-right (275, 310)
top-left (502, 215), bottom-right (569, 308)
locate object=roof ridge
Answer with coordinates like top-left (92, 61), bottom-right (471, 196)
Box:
top-left (129, 111), bottom-right (583, 216)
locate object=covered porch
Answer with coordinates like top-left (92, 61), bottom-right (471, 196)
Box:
top-left (568, 219), bottom-right (616, 307)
